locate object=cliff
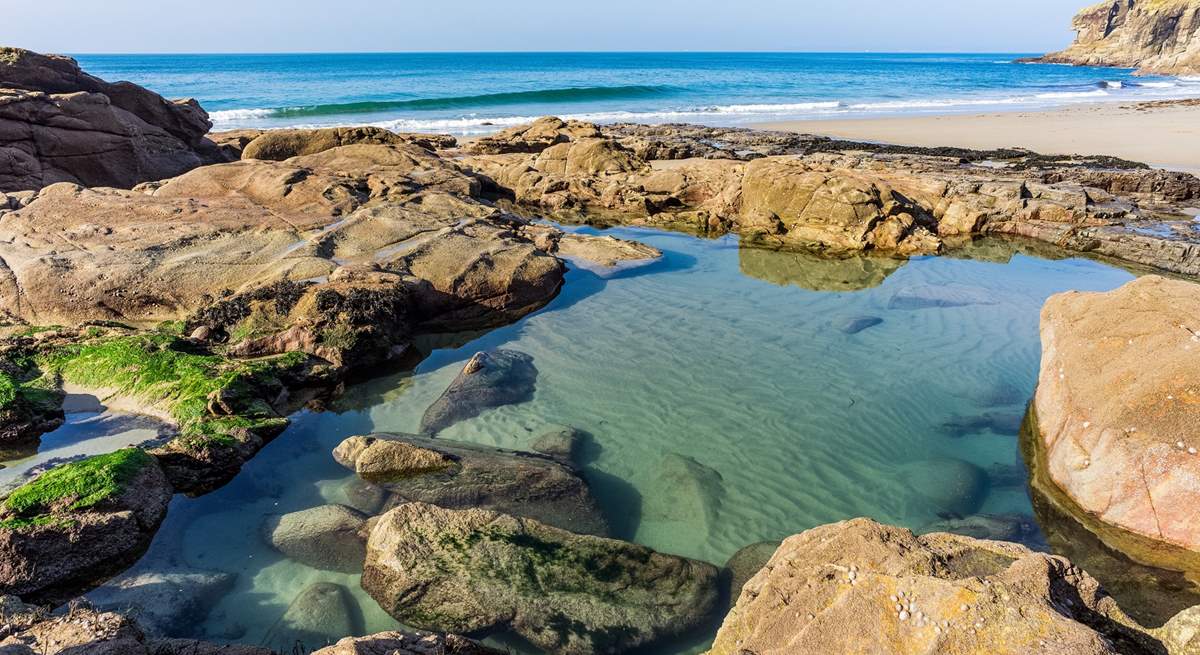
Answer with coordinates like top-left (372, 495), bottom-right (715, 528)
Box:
top-left (1032, 0), bottom-right (1200, 75)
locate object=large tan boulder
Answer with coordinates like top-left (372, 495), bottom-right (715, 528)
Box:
top-left (707, 518), bottom-right (1171, 655)
top-left (0, 47), bottom-right (226, 191)
top-left (1030, 0), bottom-right (1200, 76)
top-left (468, 116), bottom-right (602, 154)
top-left (1032, 275), bottom-right (1200, 556)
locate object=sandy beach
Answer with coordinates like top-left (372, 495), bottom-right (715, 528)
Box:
top-left (755, 99), bottom-right (1200, 173)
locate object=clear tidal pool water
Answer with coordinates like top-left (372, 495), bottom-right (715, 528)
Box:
top-left (22, 226), bottom-right (1144, 652)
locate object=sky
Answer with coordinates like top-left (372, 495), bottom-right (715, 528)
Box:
top-left (2, 0), bottom-right (1088, 54)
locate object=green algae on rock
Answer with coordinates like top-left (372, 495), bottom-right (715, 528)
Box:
top-left (0, 448), bottom-right (172, 604)
top-left (361, 502), bottom-right (720, 655)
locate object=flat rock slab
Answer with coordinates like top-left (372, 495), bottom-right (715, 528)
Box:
top-left (362, 502), bottom-right (720, 655)
top-left (334, 433), bottom-right (608, 537)
top-left (419, 350), bottom-right (538, 435)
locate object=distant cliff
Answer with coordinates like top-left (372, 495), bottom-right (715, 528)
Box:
top-left (1030, 0), bottom-right (1200, 75)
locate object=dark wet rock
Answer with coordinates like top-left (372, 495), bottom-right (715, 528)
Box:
top-left (896, 457), bottom-right (989, 517)
top-left (311, 630), bottom-right (504, 655)
top-left (261, 504), bottom-right (368, 573)
top-left (0, 449), bottom-right (173, 605)
top-left (262, 582), bottom-right (361, 653)
top-left (923, 513), bottom-right (1042, 546)
top-left (361, 502), bottom-right (721, 655)
top-left (888, 284), bottom-right (998, 310)
top-left (722, 541), bottom-right (780, 603)
top-left (838, 315), bottom-right (884, 334)
top-left (530, 425), bottom-right (587, 463)
top-left (86, 568), bottom-right (236, 638)
top-left (707, 517), bottom-right (1178, 655)
top-left (985, 462), bottom-right (1028, 489)
top-left (418, 350), bottom-right (538, 434)
top-left (334, 433), bottom-right (607, 536)
top-left (0, 47), bottom-right (226, 192)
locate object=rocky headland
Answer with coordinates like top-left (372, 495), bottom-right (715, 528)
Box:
top-left (1025, 0), bottom-right (1200, 76)
top-left (1, 48), bottom-right (1200, 654)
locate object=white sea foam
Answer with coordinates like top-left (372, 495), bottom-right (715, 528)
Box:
top-left (1102, 80), bottom-right (1124, 89)
top-left (208, 108), bottom-right (279, 121)
top-left (1034, 89), bottom-right (1110, 99)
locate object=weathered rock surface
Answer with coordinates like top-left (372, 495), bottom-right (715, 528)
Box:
top-left (86, 568), bottom-right (236, 637)
top-left (311, 630), bottom-right (504, 655)
top-left (1032, 275), bottom-right (1200, 558)
top-left (419, 350), bottom-right (538, 434)
top-left (262, 504), bottom-right (368, 573)
top-left (262, 582), bottom-right (361, 653)
top-left (0, 596), bottom-right (273, 655)
top-left (362, 502), bottom-right (720, 655)
top-left (519, 224), bottom-right (663, 275)
top-left (333, 433), bottom-right (607, 536)
top-left (1027, 0), bottom-right (1200, 76)
top-left (240, 126), bottom-right (456, 161)
top-left (0, 450), bottom-right (173, 605)
top-left (706, 518), bottom-right (1175, 655)
top-left (0, 47), bottom-right (226, 191)
top-left (464, 118), bottom-right (1200, 274)
top-left (467, 116), bottom-right (603, 154)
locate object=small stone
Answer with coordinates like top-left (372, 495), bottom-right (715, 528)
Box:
top-left (899, 611), bottom-right (910, 622)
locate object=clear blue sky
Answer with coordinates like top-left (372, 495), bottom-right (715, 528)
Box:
top-left (4, 0), bottom-right (1087, 54)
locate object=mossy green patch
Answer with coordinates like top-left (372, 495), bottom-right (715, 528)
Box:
top-left (3, 448), bottom-right (153, 518)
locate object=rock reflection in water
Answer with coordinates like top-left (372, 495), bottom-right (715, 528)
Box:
top-left (737, 245), bottom-right (906, 292)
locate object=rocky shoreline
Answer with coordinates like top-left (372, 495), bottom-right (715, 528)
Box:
top-left (3, 47), bottom-right (1200, 654)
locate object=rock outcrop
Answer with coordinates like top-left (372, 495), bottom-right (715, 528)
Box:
top-left (419, 350), bottom-right (537, 434)
top-left (0, 449), bottom-right (172, 605)
top-left (0, 47), bottom-right (227, 191)
top-left (333, 433), bottom-right (608, 536)
top-left (1030, 275), bottom-right (1200, 566)
top-left (706, 518), bottom-right (1184, 655)
top-left (462, 119), bottom-right (1200, 272)
top-left (239, 126), bottom-right (456, 161)
top-left (0, 596), bottom-right (272, 655)
top-left (361, 502), bottom-right (720, 655)
top-left (311, 630), bottom-right (504, 655)
top-left (1028, 0), bottom-right (1200, 76)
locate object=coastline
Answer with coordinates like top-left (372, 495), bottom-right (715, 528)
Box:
top-left (753, 99), bottom-right (1200, 173)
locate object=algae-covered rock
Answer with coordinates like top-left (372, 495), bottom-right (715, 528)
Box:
top-left (334, 433), bottom-right (607, 536)
top-left (418, 350), bottom-right (538, 434)
top-left (262, 582), bottom-right (362, 653)
top-left (261, 504), bottom-right (368, 573)
top-left (707, 518), bottom-right (1168, 655)
top-left (0, 448), bottom-right (172, 604)
top-left (362, 502), bottom-right (720, 655)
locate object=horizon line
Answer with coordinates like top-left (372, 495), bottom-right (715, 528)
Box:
top-left (62, 49), bottom-right (1046, 57)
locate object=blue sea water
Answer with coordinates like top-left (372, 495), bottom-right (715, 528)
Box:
top-left (74, 52), bottom-right (1200, 134)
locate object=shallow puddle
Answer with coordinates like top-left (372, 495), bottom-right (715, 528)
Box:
top-left (83, 226), bottom-right (1141, 653)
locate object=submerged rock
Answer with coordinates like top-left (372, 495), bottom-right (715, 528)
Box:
top-left (311, 630), bottom-right (504, 655)
top-left (707, 518), bottom-right (1175, 655)
top-left (418, 350), bottom-right (538, 434)
top-left (261, 504), bottom-right (368, 573)
top-left (361, 502), bottom-right (720, 655)
top-left (86, 567), bottom-right (236, 637)
top-left (339, 476), bottom-right (389, 515)
top-left (333, 433), bottom-right (607, 536)
top-left (895, 457), bottom-right (989, 517)
top-left (262, 582), bottom-right (362, 653)
top-left (940, 411), bottom-right (1025, 437)
top-left (530, 425), bottom-right (587, 463)
top-left (722, 540), bottom-right (780, 603)
top-left (643, 454), bottom-right (725, 544)
top-left (922, 513), bottom-right (1042, 546)
top-left (838, 315), bottom-right (884, 335)
top-left (1033, 275), bottom-right (1200, 556)
top-left (0, 449), bottom-right (172, 605)
top-left (888, 284), bottom-right (998, 310)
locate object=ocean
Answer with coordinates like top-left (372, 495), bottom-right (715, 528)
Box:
top-left (74, 52), bottom-right (1200, 134)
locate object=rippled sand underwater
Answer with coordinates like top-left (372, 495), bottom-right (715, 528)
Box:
top-left (85, 227), bottom-right (1139, 652)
